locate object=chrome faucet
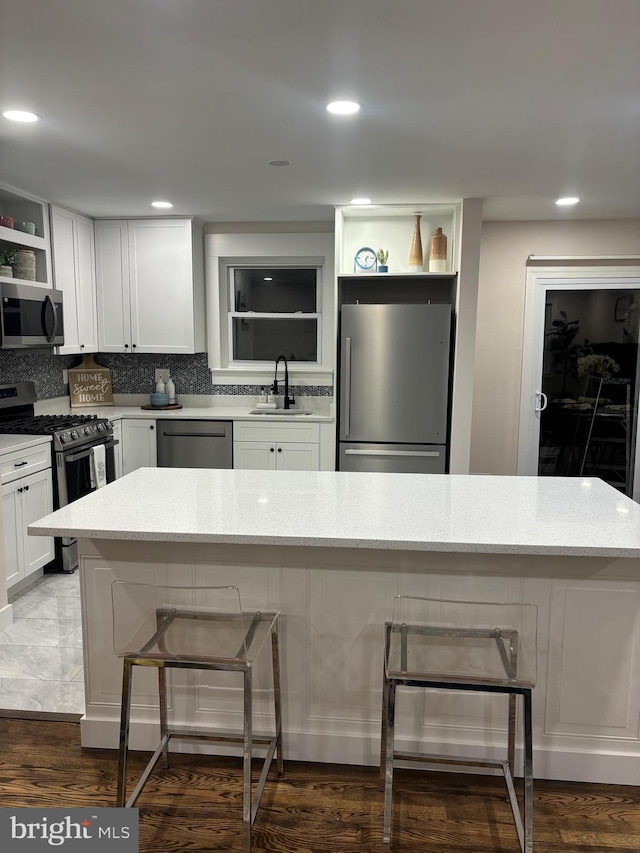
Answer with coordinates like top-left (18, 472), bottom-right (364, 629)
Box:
top-left (272, 355), bottom-right (295, 409)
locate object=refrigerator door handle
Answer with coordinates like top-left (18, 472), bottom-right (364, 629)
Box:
top-left (344, 336), bottom-right (352, 437)
top-left (344, 449), bottom-right (441, 458)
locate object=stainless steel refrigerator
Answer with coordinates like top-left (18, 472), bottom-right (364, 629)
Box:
top-left (338, 303), bottom-right (452, 473)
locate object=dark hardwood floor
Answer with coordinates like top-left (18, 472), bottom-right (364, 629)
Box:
top-left (1, 718), bottom-right (640, 852)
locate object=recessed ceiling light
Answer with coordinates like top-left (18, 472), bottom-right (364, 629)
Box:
top-left (327, 100), bottom-right (362, 115)
top-left (350, 197), bottom-right (372, 205)
top-left (150, 200), bottom-right (173, 209)
top-left (2, 109), bottom-right (41, 122)
top-left (263, 277), bottom-right (273, 281)
top-left (267, 159), bottom-right (291, 167)
top-left (555, 197), bottom-right (580, 206)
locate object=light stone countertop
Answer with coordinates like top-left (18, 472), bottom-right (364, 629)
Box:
top-left (35, 399), bottom-right (333, 423)
top-left (29, 468), bottom-right (640, 557)
top-left (0, 434), bottom-right (52, 456)
top-left (95, 406), bottom-right (333, 423)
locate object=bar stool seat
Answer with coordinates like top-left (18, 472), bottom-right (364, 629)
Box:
top-left (381, 595), bottom-right (537, 853)
top-left (111, 582), bottom-right (283, 853)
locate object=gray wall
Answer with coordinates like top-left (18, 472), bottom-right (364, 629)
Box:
top-left (471, 219), bottom-right (640, 474)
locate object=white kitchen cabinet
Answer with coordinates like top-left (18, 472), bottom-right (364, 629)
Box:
top-left (94, 218), bottom-right (205, 354)
top-left (111, 420), bottom-right (123, 480)
top-left (50, 204), bottom-right (98, 353)
top-left (234, 440), bottom-right (319, 471)
top-left (1, 445), bottom-right (54, 589)
top-left (234, 421), bottom-right (320, 471)
top-left (121, 418), bottom-right (157, 476)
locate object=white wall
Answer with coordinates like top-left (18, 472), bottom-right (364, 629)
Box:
top-left (471, 219), bottom-right (640, 474)
top-left (205, 224), bottom-right (334, 387)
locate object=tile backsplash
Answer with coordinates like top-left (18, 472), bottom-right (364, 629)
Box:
top-left (0, 350), bottom-right (78, 399)
top-left (0, 351), bottom-right (333, 399)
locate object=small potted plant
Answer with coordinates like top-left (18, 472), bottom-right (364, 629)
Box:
top-left (0, 249), bottom-right (16, 278)
top-left (377, 248), bottom-right (389, 273)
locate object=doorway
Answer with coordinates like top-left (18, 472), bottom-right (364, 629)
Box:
top-left (518, 265), bottom-right (640, 501)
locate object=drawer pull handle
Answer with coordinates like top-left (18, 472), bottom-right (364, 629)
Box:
top-left (14, 461), bottom-right (28, 467)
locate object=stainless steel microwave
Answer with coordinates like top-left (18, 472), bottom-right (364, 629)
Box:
top-left (0, 281), bottom-right (64, 348)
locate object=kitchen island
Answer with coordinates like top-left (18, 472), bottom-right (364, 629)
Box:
top-left (29, 468), bottom-right (640, 784)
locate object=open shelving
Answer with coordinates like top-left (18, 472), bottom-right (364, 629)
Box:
top-left (0, 183), bottom-right (53, 287)
top-left (335, 203), bottom-right (459, 277)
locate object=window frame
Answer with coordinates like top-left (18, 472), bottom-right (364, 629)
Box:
top-left (226, 262), bottom-right (323, 368)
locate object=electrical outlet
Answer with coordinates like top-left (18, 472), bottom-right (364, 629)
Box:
top-left (155, 368), bottom-right (170, 382)
top-left (63, 368), bottom-right (69, 384)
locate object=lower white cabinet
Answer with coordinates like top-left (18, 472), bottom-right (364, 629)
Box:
top-left (120, 418), bottom-right (157, 476)
top-left (234, 421), bottom-right (320, 471)
top-left (111, 421), bottom-right (123, 479)
top-left (2, 445), bottom-right (54, 589)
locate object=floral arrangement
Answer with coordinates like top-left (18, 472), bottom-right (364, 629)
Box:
top-left (576, 354), bottom-right (620, 378)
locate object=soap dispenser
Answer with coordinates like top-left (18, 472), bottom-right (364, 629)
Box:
top-left (155, 378), bottom-right (166, 394)
top-left (166, 376), bottom-right (176, 405)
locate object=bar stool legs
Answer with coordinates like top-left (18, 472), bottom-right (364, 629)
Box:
top-left (380, 597), bottom-right (538, 853)
top-left (381, 676), bottom-right (534, 853)
top-left (112, 583), bottom-right (283, 853)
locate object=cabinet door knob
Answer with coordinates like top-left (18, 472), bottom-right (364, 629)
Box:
top-left (80, 344), bottom-right (85, 349)
top-left (277, 447), bottom-right (282, 453)
top-left (24, 484), bottom-right (29, 491)
top-left (132, 344), bottom-right (137, 349)
top-left (150, 425), bottom-right (154, 430)
top-left (124, 344), bottom-right (129, 349)
top-left (17, 487), bottom-right (23, 493)
top-left (270, 447), bottom-right (275, 452)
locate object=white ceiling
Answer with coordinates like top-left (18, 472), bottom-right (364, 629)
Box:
top-left (1, 0), bottom-right (639, 222)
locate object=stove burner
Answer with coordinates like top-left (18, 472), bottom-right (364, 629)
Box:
top-left (0, 413), bottom-right (99, 435)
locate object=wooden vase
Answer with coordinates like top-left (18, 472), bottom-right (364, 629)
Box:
top-left (408, 214), bottom-right (423, 271)
top-left (428, 227), bottom-right (448, 272)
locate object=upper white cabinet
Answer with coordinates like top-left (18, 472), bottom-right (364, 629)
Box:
top-left (0, 182), bottom-right (53, 289)
top-left (94, 218), bottom-right (206, 353)
top-left (50, 205), bottom-right (98, 353)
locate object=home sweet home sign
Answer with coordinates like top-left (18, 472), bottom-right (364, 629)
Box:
top-left (68, 355), bottom-right (114, 407)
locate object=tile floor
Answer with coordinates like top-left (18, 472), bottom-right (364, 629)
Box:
top-left (0, 572), bottom-right (84, 715)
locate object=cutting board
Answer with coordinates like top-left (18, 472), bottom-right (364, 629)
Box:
top-left (68, 355), bottom-right (114, 408)
top-left (140, 403), bottom-right (182, 411)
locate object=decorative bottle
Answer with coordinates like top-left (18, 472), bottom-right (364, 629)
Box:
top-left (166, 377), bottom-right (176, 404)
top-left (155, 378), bottom-right (166, 394)
top-left (408, 214), bottom-right (424, 272)
top-left (428, 227), bottom-right (448, 272)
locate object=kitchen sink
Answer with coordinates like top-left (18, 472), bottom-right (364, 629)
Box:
top-left (248, 410), bottom-right (314, 416)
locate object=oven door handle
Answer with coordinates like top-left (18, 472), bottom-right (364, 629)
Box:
top-left (63, 438), bottom-right (119, 463)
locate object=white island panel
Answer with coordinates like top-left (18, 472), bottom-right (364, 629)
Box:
top-left (27, 469), bottom-right (640, 784)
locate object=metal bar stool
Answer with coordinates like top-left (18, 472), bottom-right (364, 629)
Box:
top-left (381, 596), bottom-right (537, 853)
top-left (111, 582), bottom-right (283, 853)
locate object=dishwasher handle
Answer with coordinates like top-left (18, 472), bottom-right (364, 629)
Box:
top-left (161, 430), bottom-right (229, 438)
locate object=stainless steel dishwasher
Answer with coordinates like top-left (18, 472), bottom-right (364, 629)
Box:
top-left (156, 420), bottom-right (233, 469)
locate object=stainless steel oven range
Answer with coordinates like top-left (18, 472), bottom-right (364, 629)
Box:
top-left (0, 381), bottom-right (117, 573)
